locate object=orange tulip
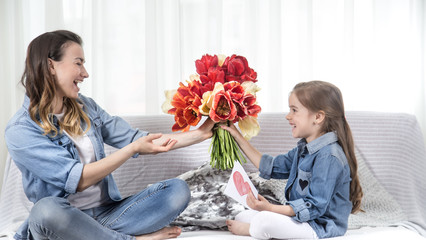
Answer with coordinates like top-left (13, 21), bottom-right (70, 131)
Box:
top-left (184, 105), bottom-right (202, 127)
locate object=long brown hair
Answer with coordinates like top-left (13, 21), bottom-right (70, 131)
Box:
top-left (21, 30), bottom-right (90, 136)
top-left (292, 80), bottom-right (363, 213)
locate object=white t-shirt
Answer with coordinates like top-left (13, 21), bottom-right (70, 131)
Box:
top-left (55, 112), bottom-right (108, 210)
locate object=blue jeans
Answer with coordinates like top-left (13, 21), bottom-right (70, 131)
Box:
top-left (27, 178), bottom-right (190, 240)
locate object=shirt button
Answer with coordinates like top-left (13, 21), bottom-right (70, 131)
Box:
top-left (58, 141), bottom-right (62, 145)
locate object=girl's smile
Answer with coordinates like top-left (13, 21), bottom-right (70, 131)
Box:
top-left (286, 93), bottom-right (322, 143)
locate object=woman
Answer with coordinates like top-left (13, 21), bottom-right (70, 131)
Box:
top-left (5, 30), bottom-right (214, 240)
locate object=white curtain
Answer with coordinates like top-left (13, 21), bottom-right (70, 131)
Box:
top-left (1, 0), bottom-right (425, 187)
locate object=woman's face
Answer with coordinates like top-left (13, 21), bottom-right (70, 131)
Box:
top-left (50, 42), bottom-right (89, 101)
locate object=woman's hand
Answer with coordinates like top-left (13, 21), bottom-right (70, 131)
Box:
top-left (246, 191), bottom-right (272, 212)
top-left (133, 133), bottom-right (177, 155)
top-left (197, 117), bottom-right (216, 139)
top-left (150, 117), bottom-right (215, 151)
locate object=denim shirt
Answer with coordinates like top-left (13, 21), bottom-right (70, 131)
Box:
top-left (4, 94), bottom-right (148, 240)
top-left (259, 132), bottom-right (352, 239)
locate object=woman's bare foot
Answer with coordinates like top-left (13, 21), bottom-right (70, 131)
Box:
top-left (135, 226), bottom-right (182, 240)
top-left (226, 219), bottom-right (250, 236)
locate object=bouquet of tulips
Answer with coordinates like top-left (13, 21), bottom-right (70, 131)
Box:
top-left (162, 54), bottom-right (261, 170)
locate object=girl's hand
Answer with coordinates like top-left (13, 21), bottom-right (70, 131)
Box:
top-left (134, 133), bottom-right (177, 155)
top-left (246, 191), bottom-right (271, 212)
top-left (247, 191), bottom-right (296, 217)
top-left (219, 121), bottom-right (243, 139)
top-left (218, 121), bottom-right (263, 169)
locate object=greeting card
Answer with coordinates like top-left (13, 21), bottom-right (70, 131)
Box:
top-left (224, 161), bottom-right (258, 209)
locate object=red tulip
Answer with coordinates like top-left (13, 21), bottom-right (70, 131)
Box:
top-left (209, 90), bottom-right (237, 122)
top-left (196, 54), bottom-right (218, 75)
top-left (222, 55), bottom-right (257, 83)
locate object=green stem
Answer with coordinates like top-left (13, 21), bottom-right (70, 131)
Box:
top-left (209, 122), bottom-right (247, 170)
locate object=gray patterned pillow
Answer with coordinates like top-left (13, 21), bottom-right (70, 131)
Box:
top-left (171, 163), bottom-right (279, 231)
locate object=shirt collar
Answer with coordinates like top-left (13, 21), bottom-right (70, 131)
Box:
top-left (23, 94), bottom-right (30, 109)
top-left (297, 132), bottom-right (339, 155)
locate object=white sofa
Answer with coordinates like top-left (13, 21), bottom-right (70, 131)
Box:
top-left (1, 112), bottom-right (425, 240)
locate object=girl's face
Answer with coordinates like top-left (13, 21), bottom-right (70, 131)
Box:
top-left (50, 42), bottom-right (89, 104)
top-left (286, 93), bottom-right (322, 143)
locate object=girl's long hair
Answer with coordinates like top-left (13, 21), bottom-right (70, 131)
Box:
top-left (21, 30), bottom-right (90, 136)
top-left (292, 81), bottom-right (363, 213)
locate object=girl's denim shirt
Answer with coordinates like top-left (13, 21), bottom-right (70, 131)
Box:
top-left (5, 94), bottom-right (148, 240)
top-left (259, 132), bottom-right (352, 239)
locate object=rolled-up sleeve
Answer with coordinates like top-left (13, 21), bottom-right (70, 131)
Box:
top-left (287, 198), bottom-right (312, 222)
top-left (65, 163), bottom-right (84, 194)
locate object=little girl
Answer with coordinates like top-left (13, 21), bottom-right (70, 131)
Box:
top-left (224, 81), bottom-right (363, 239)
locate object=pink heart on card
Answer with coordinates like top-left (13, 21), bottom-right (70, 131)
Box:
top-left (233, 171), bottom-right (251, 196)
